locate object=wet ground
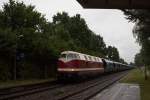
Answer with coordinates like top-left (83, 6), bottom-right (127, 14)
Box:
top-left (91, 83), bottom-right (140, 100)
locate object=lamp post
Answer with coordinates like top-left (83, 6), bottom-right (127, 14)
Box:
top-left (13, 34), bottom-right (23, 80)
top-left (144, 37), bottom-right (150, 80)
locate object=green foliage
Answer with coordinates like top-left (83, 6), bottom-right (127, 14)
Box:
top-left (106, 46), bottom-right (120, 62)
top-left (0, 0), bottom-right (56, 80)
top-left (0, 59), bottom-right (12, 80)
top-left (53, 12), bottom-right (107, 57)
top-left (122, 10), bottom-right (150, 66)
top-left (134, 53), bottom-right (143, 66)
top-left (119, 58), bottom-right (128, 64)
top-left (0, 28), bottom-right (16, 56)
top-left (0, 0), bottom-right (124, 80)
top-left (0, 28), bottom-right (16, 80)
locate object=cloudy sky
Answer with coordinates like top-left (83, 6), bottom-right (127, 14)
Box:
top-left (0, 0), bottom-right (141, 63)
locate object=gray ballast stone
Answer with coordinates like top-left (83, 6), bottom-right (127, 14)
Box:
top-left (91, 83), bottom-right (140, 100)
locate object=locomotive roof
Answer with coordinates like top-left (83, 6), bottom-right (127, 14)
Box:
top-left (62, 51), bottom-right (93, 57)
top-left (61, 51), bottom-right (103, 61)
top-left (61, 51), bottom-right (82, 55)
top-left (61, 51), bottom-right (130, 66)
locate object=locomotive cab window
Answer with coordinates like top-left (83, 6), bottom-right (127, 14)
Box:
top-left (60, 54), bottom-right (66, 58)
top-left (67, 53), bottom-right (79, 61)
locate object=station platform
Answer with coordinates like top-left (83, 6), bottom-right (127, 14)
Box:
top-left (91, 83), bottom-right (140, 100)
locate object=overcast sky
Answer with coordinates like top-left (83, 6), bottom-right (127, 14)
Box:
top-left (0, 0), bottom-right (141, 63)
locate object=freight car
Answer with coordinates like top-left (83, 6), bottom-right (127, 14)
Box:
top-left (57, 51), bottom-right (132, 79)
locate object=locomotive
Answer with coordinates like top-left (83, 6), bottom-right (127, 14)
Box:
top-left (57, 51), bottom-right (132, 79)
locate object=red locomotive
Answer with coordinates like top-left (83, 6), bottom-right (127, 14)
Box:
top-left (57, 51), bottom-right (132, 79)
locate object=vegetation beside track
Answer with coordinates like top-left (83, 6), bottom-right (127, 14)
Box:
top-left (0, 0), bottom-right (127, 81)
top-left (0, 78), bottom-right (55, 89)
top-left (120, 68), bottom-right (150, 100)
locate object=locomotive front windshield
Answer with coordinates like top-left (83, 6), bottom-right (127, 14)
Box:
top-left (60, 54), bottom-right (66, 58)
top-left (59, 54), bottom-right (67, 61)
top-left (60, 53), bottom-right (79, 61)
top-left (67, 54), bottom-right (74, 60)
top-left (67, 53), bottom-right (80, 61)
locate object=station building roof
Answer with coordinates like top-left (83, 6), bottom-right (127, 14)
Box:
top-left (77, 0), bottom-right (150, 9)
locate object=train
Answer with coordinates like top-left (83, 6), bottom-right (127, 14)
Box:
top-left (57, 51), bottom-right (133, 79)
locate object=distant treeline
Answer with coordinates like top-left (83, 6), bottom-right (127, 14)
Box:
top-left (0, 0), bottom-right (126, 80)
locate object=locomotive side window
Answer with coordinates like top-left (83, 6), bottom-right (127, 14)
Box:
top-left (76, 54), bottom-right (80, 59)
top-left (73, 54), bottom-right (80, 59)
top-left (88, 56), bottom-right (92, 61)
top-left (96, 58), bottom-right (99, 62)
top-left (97, 58), bottom-right (100, 62)
top-left (94, 57), bottom-right (96, 61)
top-left (95, 58), bottom-right (97, 61)
top-left (95, 57), bottom-right (98, 62)
top-left (98, 58), bottom-right (102, 62)
top-left (91, 57), bottom-right (94, 61)
top-left (73, 54), bottom-right (76, 59)
top-left (84, 55), bottom-right (88, 60)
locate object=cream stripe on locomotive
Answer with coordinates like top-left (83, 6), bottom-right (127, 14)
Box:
top-left (58, 68), bottom-right (104, 72)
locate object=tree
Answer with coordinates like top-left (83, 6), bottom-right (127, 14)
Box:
top-left (134, 52), bottom-right (143, 67)
top-left (122, 9), bottom-right (150, 80)
top-left (52, 12), bottom-right (107, 57)
top-left (106, 46), bottom-right (120, 62)
top-left (0, 0), bottom-right (56, 79)
top-left (0, 0), bottom-right (123, 80)
top-left (119, 58), bottom-right (127, 64)
top-left (122, 9), bottom-right (150, 66)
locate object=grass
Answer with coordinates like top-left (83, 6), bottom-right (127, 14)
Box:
top-left (0, 78), bottom-right (55, 89)
top-left (120, 68), bottom-right (150, 100)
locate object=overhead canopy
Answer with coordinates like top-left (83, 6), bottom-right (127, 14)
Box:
top-left (77, 0), bottom-right (150, 9)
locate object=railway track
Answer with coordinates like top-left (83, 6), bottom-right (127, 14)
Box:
top-left (56, 71), bottom-right (128, 100)
top-left (65, 72), bottom-right (127, 100)
top-left (0, 71), bottom-right (129, 100)
top-left (0, 80), bottom-right (64, 100)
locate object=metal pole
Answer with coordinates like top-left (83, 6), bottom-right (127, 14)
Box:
top-left (13, 45), bottom-right (17, 80)
top-left (144, 65), bottom-right (148, 80)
